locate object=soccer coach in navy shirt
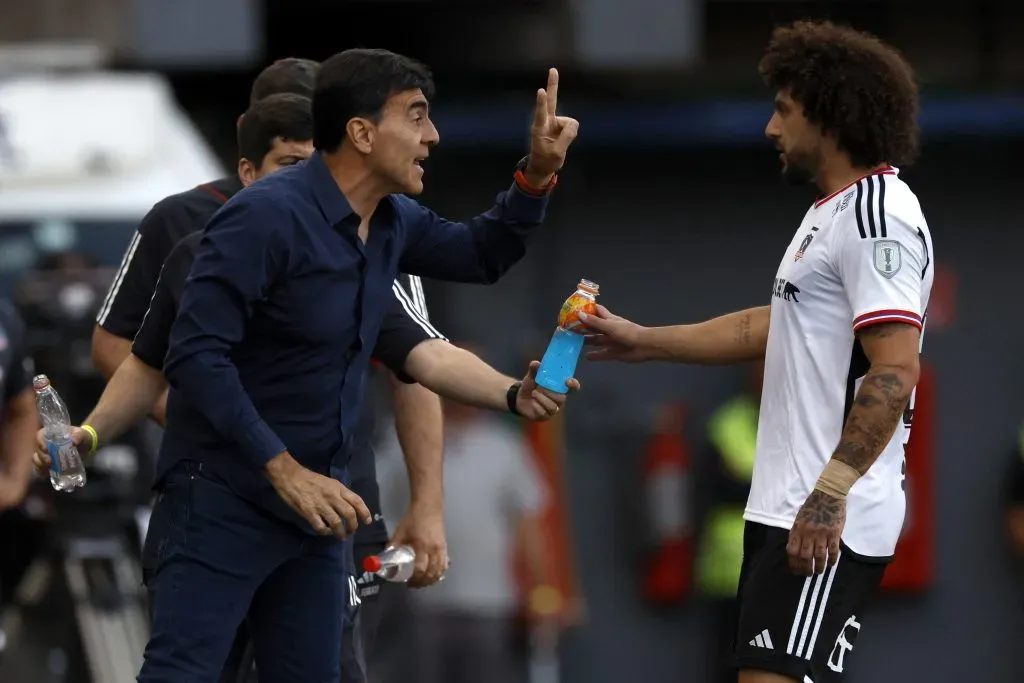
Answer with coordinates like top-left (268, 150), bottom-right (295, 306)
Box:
top-left (139, 49), bottom-right (578, 682)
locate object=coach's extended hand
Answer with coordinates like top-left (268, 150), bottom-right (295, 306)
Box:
top-left (787, 489), bottom-right (846, 576)
top-left (266, 452), bottom-right (372, 537)
top-left (523, 68), bottom-right (579, 188)
top-left (518, 360), bottom-right (579, 420)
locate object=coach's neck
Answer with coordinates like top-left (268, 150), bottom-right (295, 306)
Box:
top-left (322, 148), bottom-right (387, 220)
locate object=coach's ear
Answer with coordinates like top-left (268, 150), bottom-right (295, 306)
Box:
top-left (345, 117), bottom-right (375, 155)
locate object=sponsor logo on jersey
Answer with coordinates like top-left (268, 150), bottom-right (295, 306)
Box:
top-left (773, 277), bottom-right (801, 303)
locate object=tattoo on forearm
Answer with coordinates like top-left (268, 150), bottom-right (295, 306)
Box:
top-left (833, 367), bottom-right (909, 474)
top-left (734, 312), bottom-right (752, 347)
top-left (795, 489), bottom-right (845, 528)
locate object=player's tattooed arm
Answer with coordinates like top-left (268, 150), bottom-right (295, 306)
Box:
top-left (725, 305), bottom-right (771, 359)
top-left (588, 305), bottom-right (770, 365)
top-left (790, 322), bottom-right (919, 575)
top-left (832, 322), bottom-right (921, 474)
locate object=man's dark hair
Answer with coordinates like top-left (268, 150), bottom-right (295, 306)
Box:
top-left (250, 57), bottom-right (320, 106)
top-left (237, 93), bottom-right (313, 168)
top-left (312, 48), bottom-right (435, 153)
top-left (759, 20), bottom-right (920, 168)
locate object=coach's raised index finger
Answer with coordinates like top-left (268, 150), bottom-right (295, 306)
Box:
top-left (546, 68), bottom-right (559, 116)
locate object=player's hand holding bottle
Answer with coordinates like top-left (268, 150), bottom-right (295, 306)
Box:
top-left (580, 305), bottom-right (653, 363)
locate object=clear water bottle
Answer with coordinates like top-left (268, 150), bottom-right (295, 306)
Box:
top-left (362, 545), bottom-right (416, 582)
top-left (33, 374), bottom-right (87, 492)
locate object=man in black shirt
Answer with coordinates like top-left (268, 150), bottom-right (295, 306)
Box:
top-left (92, 57), bottom-right (320, 388)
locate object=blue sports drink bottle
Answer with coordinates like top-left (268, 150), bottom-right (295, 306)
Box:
top-left (536, 279), bottom-right (599, 394)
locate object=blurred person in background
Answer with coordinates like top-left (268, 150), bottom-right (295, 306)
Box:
top-left (376, 343), bottom-right (567, 683)
top-left (1004, 427), bottom-right (1024, 565)
top-left (0, 299), bottom-right (38, 524)
top-left (696, 362), bottom-right (762, 683)
top-left (0, 300), bottom-right (39, 655)
top-left (579, 20), bottom-right (930, 683)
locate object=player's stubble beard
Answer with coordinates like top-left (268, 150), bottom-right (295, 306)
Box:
top-left (780, 146), bottom-right (819, 187)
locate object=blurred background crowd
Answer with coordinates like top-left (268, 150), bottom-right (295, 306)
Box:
top-left (0, 1), bottom-right (1021, 682)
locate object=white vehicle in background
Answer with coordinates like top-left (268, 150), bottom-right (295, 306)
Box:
top-left (0, 66), bottom-right (225, 296)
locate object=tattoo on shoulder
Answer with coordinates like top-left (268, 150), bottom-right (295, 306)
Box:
top-left (734, 313), bottom-right (752, 347)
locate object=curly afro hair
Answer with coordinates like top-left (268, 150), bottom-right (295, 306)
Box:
top-left (759, 20), bottom-right (920, 168)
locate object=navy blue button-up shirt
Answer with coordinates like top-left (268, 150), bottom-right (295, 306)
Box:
top-left (161, 151), bottom-right (548, 526)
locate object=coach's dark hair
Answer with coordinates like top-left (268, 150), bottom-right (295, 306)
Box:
top-left (312, 48), bottom-right (435, 153)
top-left (759, 20), bottom-right (920, 168)
top-left (250, 58), bottom-right (320, 106)
top-left (237, 94), bottom-right (313, 168)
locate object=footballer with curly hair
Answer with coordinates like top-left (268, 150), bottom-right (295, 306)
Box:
top-left (578, 20), bottom-right (933, 683)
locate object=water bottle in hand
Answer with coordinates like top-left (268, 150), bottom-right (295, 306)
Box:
top-left (33, 375), bottom-right (87, 492)
top-left (362, 545), bottom-right (416, 583)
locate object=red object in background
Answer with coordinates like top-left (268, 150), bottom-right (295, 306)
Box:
top-left (640, 404), bottom-right (693, 605)
top-left (926, 265), bottom-right (957, 330)
top-left (880, 362), bottom-right (935, 592)
top-left (513, 411), bottom-right (583, 620)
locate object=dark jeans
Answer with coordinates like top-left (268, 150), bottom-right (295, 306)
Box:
top-left (139, 461), bottom-right (347, 683)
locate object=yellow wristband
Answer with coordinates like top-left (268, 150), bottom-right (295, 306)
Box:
top-left (814, 460), bottom-right (860, 499)
top-left (80, 424), bottom-right (99, 456)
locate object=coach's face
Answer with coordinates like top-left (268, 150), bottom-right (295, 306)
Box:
top-left (238, 137), bottom-right (313, 187)
top-left (370, 88), bottom-right (440, 195)
top-left (765, 90), bottom-right (821, 186)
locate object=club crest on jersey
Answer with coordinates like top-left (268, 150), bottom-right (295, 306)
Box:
top-left (873, 240), bottom-right (902, 279)
top-left (794, 226), bottom-right (818, 261)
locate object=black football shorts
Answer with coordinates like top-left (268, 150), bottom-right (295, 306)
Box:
top-left (732, 522), bottom-right (887, 682)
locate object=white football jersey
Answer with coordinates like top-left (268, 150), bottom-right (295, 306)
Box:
top-left (745, 167), bottom-right (934, 558)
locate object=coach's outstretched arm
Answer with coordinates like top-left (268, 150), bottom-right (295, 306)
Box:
top-left (580, 305), bottom-right (770, 365)
top-left (403, 339), bottom-right (579, 420)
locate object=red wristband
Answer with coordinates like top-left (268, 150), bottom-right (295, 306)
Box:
top-left (514, 169), bottom-right (558, 196)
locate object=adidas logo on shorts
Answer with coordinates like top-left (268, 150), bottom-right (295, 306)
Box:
top-left (749, 629), bottom-right (774, 649)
